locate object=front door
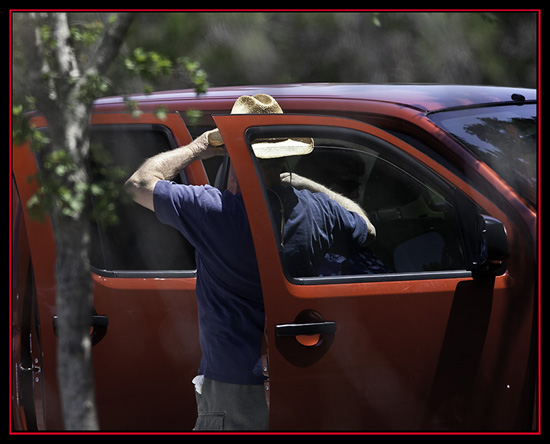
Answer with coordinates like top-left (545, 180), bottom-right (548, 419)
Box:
top-left (214, 113), bottom-right (512, 431)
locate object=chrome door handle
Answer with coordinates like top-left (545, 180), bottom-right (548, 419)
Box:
top-left (275, 321), bottom-right (337, 337)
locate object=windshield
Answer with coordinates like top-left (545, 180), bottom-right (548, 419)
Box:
top-left (430, 104), bottom-right (537, 208)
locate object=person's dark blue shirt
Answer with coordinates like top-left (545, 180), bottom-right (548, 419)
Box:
top-left (154, 180), bottom-right (264, 385)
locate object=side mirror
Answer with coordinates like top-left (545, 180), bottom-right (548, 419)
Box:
top-left (473, 214), bottom-right (510, 277)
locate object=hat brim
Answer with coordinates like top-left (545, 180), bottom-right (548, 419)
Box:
top-left (252, 138), bottom-right (314, 159)
top-left (208, 129), bottom-right (314, 159)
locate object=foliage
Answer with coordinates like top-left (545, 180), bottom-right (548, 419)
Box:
top-left (12, 12), bottom-right (209, 226)
top-left (24, 139), bottom-right (129, 225)
top-left (124, 47), bottom-right (173, 81)
top-left (120, 11), bottom-right (536, 90)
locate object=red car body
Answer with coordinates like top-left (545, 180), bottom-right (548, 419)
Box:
top-left (11, 84), bottom-right (538, 432)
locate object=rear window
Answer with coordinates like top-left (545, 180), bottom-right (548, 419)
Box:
top-left (430, 104), bottom-right (537, 208)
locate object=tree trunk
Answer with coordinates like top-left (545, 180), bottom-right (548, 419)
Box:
top-left (20, 12), bottom-right (134, 430)
top-left (52, 210), bottom-right (97, 430)
top-left (44, 84), bottom-right (98, 431)
top-left (45, 106), bottom-right (97, 429)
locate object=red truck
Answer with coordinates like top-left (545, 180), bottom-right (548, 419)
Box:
top-left (11, 84), bottom-right (538, 431)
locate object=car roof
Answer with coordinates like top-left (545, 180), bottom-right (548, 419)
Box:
top-left (95, 83), bottom-right (536, 114)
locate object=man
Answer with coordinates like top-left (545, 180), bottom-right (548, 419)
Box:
top-left (125, 94), bottom-right (375, 430)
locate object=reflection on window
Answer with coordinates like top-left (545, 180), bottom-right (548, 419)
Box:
top-left (259, 137), bottom-right (465, 278)
top-left (430, 104), bottom-right (537, 208)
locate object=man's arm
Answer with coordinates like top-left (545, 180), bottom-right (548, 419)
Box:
top-left (124, 130), bottom-right (225, 211)
top-left (281, 172), bottom-right (376, 245)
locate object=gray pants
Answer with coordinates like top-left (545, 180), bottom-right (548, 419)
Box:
top-left (193, 378), bottom-right (269, 431)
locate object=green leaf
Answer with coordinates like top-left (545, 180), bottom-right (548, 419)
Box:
top-left (154, 106), bottom-right (167, 121)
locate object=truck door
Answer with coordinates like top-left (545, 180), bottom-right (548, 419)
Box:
top-left (13, 111), bottom-right (208, 430)
top-left (214, 113), bottom-right (515, 431)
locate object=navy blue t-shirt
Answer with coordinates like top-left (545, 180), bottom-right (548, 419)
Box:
top-left (153, 180), bottom-right (369, 385)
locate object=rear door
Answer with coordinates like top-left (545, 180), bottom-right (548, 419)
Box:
top-left (214, 113), bottom-right (516, 431)
top-left (87, 112), bottom-right (205, 430)
top-left (14, 111), bottom-right (208, 430)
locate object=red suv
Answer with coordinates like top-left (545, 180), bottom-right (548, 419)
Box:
top-left (11, 84), bottom-right (538, 431)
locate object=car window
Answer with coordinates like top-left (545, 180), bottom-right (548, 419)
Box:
top-left (249, 129), bottom-right (466, 281)
top-left (429, 104), bottom-right (537, 208)
top-left (87, 124), bottom-right (196, 273)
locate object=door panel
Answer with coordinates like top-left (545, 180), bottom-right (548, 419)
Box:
top-left (214, 113), bottom-right (512, 430)
top-left (91, 275), bottom-right (200, 430)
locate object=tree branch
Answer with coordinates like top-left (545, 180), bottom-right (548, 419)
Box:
top-left (49, 13), bottom-right (80, 80)
top-left (92, 12), bottom-right (135, 77)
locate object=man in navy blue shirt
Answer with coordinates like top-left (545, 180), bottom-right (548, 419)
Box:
top-left (125, 95), bottom-right (375, 431)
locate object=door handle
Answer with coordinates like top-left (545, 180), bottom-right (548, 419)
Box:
top-left (52, 314), bottom-right (109, 346)
top-left (275, 321), bottom-right (337, 338)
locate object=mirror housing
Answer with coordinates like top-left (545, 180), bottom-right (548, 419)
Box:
top-left (473, 215), bottom-right (510, 277)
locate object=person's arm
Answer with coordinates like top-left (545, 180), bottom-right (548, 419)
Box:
top-left (124, 129), bottom-right (225, 211)
top-left (281, 172), bottom-right (376, 245)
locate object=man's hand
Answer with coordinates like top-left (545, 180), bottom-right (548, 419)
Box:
top-left (191, 130), bottom-right (228, 160)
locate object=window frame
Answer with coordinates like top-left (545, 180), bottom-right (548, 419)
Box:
top-left (244, 124), bottom-right (473, 285)
top-left (87, 123), bottom-right (198, 279)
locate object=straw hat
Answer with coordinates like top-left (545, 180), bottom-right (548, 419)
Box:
top-left (208, 94), bottom-right (314, 159)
